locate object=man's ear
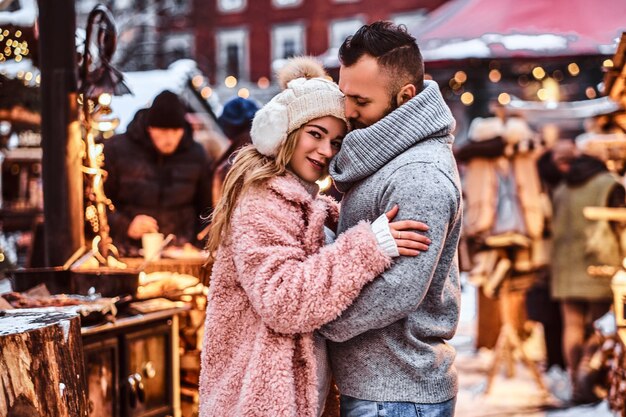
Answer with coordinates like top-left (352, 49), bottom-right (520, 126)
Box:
top-left (395, 83), bottom-right (417, 106)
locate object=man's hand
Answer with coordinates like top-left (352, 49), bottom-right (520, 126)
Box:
top-left (127, 215), bottom-right (159, 239)
top-left (385, 205), bottom-right (431, 256)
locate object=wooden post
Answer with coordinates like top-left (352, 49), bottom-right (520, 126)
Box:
top-left (37, 0), bottom-right (85, 266)
top-left (0, 311), bottom-right (88, 417)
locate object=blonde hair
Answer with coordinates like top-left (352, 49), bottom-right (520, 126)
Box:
top-left (206, 129), bottom-right (300, 259)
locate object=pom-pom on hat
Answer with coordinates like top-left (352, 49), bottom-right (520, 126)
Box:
top-left (147, 90), bottom-right (187, 129)
top-left (250, 56), bottom-right (348, 157)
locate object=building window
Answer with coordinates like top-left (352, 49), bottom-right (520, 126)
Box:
top-left (392, 11), bottom-right (427, 30)
top-left (216, 28), bottom-right (249, 82)
top-left (272, 0), bottom-right (302, 8)
top-left (164, 0), bottom-right (192, 15)
top-left (329, 18), bottom-right (364, 49)
top-left (218, 0), bottom-right (246, 13)
top-left (163, 32), bottom-right (194, 66)
top-left (272, 23), bottom-right (305, 63)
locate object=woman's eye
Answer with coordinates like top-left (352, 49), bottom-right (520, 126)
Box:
top-left (308, 130), bottom-right (321, 139)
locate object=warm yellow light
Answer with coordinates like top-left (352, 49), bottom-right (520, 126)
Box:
top-left (35, 74), bottom-right (41, 84)
top-left (14, 47), bottom-right (21, 55)
top-left (2, 30), bottom-right (9, 37)
top-left (257, 76), bottom-right (270, 89)
top-left (586, 87), bottom-right (597, 99)
top-left (0, 253), bottom-right (5, 263)
top-left (238, 88), bottom-right (250, 99)
top-left (16, 71), bottom-right (23, 79)
top-left (454, 71), bottom-right (467, 84)
top-left (24, 72), bottom-right (32, 81)
top-left (498, 93), bottom-right (511, 105)
top-left (201, 86), bottom-right (212, 99)
top-left (537, 88), bottom-right (548, 101)
top-left (316, 176), bottom-right (332, 192)
top-left (15, 30), bottom-right (22, 38)
top-left (603, 59), bottom-right (614, 68)
top-left (568, 63), bottom-right (580, 76)
top-left (488, 69), bottom-right (501, 83)
top-left (98, 93), bottom-right (112, 106)
top-left (4, 48), bottom-right (10, 55)
top-left (532, 67), bottom-right (546, 80)
top-left (192, 75), bottom-right (204, 88)
top-left (224, 76), bottom-right (237, 88)
top-left (460, 92), bottom-right (474, 106)
top-left (6, 39), bottom-right (12, 47)
top-left (542, 77), bottom-right (560, 102)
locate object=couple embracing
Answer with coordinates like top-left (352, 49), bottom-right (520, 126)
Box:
top-left (199, 21), bottom-right (463, 417)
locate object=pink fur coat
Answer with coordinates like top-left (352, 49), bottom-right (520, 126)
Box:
top-left (199, 174), bottom-right (391, 417)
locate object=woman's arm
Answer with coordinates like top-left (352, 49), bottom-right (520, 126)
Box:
top-left (231, 190), bottom-right (391, 335)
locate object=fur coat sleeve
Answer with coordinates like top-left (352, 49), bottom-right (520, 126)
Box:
top-left (229, 181), bottom-right (391, 335)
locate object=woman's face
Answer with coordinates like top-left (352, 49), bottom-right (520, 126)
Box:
top-left (288, 116), bottom-right (346, 183)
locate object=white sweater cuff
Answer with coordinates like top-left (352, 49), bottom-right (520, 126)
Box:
top-left (371, 214), bottom-right (399, 258)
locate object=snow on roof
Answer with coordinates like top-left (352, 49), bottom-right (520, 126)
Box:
top-left (0, 0), bottom-right (37, 27)
top-left (423, 33), bottom-right (572, 61)
top-left (0, 57), bottom-right (39, 86)
top-left (110, 59), bottom-right (217, 130)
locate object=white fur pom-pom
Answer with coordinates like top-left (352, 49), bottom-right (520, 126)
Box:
top-left (276, 56), bottom-right (326, 90)
top-left (250, 100), bottom-right (289, 157)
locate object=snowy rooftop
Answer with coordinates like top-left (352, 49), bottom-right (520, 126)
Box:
top-left (0, 0), bottom-right (37, 27)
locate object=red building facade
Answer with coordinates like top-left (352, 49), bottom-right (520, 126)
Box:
top-left (192, 0), bottom-right (447, 85)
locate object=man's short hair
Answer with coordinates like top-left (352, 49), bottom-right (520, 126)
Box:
top-left (339, 21), bottom-right (424, 93)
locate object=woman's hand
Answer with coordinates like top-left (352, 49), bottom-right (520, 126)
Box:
top-left (385, 205), bottom-right (431, 256)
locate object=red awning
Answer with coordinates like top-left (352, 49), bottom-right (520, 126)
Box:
top-left (410, 0), bottom-right (626, 62)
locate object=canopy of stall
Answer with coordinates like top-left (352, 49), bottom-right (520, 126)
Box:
top-left (410, 0), bottom-right (626, 62)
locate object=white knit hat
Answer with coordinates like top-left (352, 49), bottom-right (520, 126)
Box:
top-left (250, 57), bottom-right (348, 157)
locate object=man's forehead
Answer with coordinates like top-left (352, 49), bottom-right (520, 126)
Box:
top-left (339, 57), bottom-right (385, 96)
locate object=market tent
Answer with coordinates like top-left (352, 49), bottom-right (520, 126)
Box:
top-left (410, 0), bottom-right (626, 62)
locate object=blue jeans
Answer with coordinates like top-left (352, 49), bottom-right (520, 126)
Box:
top-left (340, 395), bottom-right (456, 417)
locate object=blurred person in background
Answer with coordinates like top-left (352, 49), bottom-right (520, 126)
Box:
top-left (211, 96), bottom-right (259, 206)
top-left (551, 150), bottom-right (625, 403)
top-left (103, 90), bottom-right (213, 256)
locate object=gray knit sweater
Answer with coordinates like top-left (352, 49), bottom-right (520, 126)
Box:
top-left (320, 80), bottom-right (463, 404)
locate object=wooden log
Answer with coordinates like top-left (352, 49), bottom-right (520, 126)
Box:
top-left (0, 311), bottom-right (88, 417)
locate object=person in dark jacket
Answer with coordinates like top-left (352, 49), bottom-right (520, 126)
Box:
top-left (103, 90), bottom-right (213, 256)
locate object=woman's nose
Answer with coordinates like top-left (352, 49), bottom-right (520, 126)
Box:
top-left (318, 140), bottom-right (333, 157)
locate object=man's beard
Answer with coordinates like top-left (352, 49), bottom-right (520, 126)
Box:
top-left (348, 95), bottom-right (399, 130)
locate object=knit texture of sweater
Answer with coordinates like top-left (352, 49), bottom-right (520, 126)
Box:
top-left (320, 80), bottom-right (463, 403)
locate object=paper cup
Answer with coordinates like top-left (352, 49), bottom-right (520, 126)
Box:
top-left (142, 232), bottom-right (164, 261)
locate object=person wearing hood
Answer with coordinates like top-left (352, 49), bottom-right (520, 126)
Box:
top-left (103, 90), bottom-right (213, 256)
top-left (551, 152), bottom-right (625, 403)
top-left (318, 21), bottom-right (462, 416)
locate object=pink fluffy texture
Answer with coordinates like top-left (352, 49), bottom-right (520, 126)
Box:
top-left (199, 174), bottom-right (391, 417)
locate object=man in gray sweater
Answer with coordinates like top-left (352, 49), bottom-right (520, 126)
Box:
top-left (319, 21), bottom-right (463, 416)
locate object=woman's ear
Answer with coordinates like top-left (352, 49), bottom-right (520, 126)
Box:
top-left (395, 83), bottom-right (417, 106)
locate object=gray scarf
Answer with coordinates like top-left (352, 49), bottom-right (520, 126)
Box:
top-left (329, 80), bottom-right (455, 192)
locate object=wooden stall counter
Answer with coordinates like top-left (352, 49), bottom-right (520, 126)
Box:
top-left (82, 306), bottom-right (189, 417)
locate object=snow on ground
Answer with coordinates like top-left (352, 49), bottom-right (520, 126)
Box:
top-left (453, 281), bottom-right (614, 416)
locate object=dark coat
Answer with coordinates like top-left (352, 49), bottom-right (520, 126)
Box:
top-left (103, 109), bottom-right (213, 256)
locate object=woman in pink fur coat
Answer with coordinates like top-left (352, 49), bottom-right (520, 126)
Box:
top-left (199, 57), bottom-right (430, 417)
